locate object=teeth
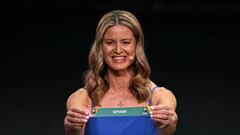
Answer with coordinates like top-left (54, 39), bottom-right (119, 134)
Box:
top-left (112, 56), bottom-right (125, 62)
top-left (113, 56), bottom-right (124, 60)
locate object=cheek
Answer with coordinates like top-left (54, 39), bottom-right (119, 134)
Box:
top-left (129, 47), bottom-right (136, 56)
top-left (102, 47), bottom-right (112, 63)
top-left (130, 43), bottom-right (136, 54)
top-left (102, 46), bottom-right (110, 56)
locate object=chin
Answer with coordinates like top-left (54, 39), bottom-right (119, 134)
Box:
top-left (106, 60), bottom-right (134, 72)
top-left (109, 64), bottom-right (131, 71)
top-left (111, 67), bottom-right (128, 71)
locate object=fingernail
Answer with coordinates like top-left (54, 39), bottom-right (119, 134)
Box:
top-left (151, 106), bottom-right (154, 110)
top-left (149, 112), bottom-right (152, 115)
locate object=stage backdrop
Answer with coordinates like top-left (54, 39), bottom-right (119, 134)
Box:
top-left (1, 1), bottom-right (239, 135)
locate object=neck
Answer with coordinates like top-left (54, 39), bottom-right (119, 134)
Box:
top-left (106, 68), bottom-right (134, 93)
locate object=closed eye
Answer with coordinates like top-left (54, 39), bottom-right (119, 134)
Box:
top-left (104, 39), bottom-right (114, 46)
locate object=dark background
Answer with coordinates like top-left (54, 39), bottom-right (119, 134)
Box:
top-left (1, 0), bottom-right (239, 135)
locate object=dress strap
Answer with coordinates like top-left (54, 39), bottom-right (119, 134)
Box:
top-left (90, 97), bottom-right (95, 108)
top-left (149, 85), bottom-right (159, 106)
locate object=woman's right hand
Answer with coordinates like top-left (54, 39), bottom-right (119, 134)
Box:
top-left (64, 107), bottom-right (90, 130)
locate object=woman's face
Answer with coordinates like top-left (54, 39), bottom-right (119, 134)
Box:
top-left (102, 24), bottom-right (136, 72)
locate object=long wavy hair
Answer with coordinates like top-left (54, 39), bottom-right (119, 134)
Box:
top-left (84, 10), bottom-right (151, 106)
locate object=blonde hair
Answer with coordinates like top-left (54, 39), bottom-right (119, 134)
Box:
top-left (84, 10), bottom-right (151, 106)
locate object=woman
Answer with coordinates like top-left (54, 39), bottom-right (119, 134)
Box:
top-left (64, 10), bottom-right (178, 135)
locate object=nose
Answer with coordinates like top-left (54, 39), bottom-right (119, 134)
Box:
top-left (115, 42), bottom-right (122, 54)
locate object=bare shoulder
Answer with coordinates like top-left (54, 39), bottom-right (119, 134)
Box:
top-left (66, 88), bottom-right (91, 109)
top-left (155, 87), bottom-right (176, 99)
top-left (150, 81), bottom-right (177, 110)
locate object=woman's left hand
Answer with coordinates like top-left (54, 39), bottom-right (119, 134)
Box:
top-left (150, 105), bottom-right (175, 129)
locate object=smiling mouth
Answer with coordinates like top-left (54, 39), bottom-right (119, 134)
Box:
top-left (112, 56), bottom-right (126, 63)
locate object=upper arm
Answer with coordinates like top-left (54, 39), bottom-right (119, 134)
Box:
top-left (66, 88), bottom-right (91, 110)
top-left (151, 87), bottom-right (177, 111)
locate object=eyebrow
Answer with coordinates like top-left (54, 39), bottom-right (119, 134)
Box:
top-left (103, 38), bottom-right (132, 40)
top-left (103, 38), bottom-right (114, 40)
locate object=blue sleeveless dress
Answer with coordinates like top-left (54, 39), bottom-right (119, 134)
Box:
top-left (85, 86), bottom-right (159, 135)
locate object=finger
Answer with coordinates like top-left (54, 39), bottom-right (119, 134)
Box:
top-left (65, 119), bottom-right (85, 128)
top-left (151, 109), bottom-right (172, 116)
top-left (64, 116), bottom-right (72, 129)
top-left (70, 123), bottom-right (84, 127)
top-left (70, 107), bottom-right (90, 115)
top-left (67, 111), bottom-right (89, 119)
top-left (154, 118), bottom-right (169, 124)
top-left (151, 105), bottom-right (170, 111)
top-left (65, 116), bottom-right (83, 128)
top-left (151, 113), bottom-right (173, 129)
top-left (154, 119), bottom-right (169, 129)
top-left (151, 114), bottom-right (169, 120)
top-left (67, 116), bottom-right (88, 124)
